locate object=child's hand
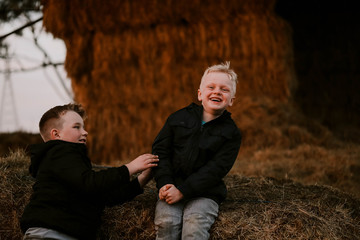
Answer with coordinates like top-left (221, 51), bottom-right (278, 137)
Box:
top-left (125, 154), bottom-right (159, 175)
top-left (159, 184), bottom-right (172, 200)
top-left (137, 168), bottom-right (153, 187)
top-left (163, 185), bottom-right (184, 204)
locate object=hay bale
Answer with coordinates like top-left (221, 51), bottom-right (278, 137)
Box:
top-left (1, 150), bottom-right (359, 240)
top-left (0, 132), bottom-right (42, 157)
top-left (99, 176), bottom-right (360, 239)
top-left (42, 0), bottom-right (296, 162)
top-left (0, 150), bottom-right (33, 240)
top-left (213, 176), bottom-right (360, 239)
top-left (230, 96), bottom-right (360, 197)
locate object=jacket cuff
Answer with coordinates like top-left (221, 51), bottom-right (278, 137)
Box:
top-left (130, 178), bottom-right (144, 195)
top-left (156, 176), bottom-right (175, 190)
top-left (119, 165), bottom-right (130, 180)
top-left (177, 184), bottom-right (191, 199)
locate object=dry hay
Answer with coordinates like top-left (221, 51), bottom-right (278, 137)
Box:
top-left (41, 0), bottom-right (296, 162)
top-left (0, 150), bottom-right (33, 240)
top-left (234, 142), bottom-right (360, 197)
top-left (1, 150), bottom-right (360, 240)
top-left (0, 132), bottom-right (42, 157)
top-left (227, 96), bottom-right (360, 198)
top-left (99, 176), bottom-right (360, 240)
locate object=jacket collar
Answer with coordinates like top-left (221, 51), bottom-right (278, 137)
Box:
top-left (189, 102), bottom-right (231, 123)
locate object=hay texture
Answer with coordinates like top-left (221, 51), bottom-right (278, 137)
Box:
top-left (100, 176), bottom-right (360, 240)
top-left (41, 0), bottom-right (296, 162)
top-left (0, 132), bottom-right (42, 157)
top-left (1, 151), bottom-right (360, 239)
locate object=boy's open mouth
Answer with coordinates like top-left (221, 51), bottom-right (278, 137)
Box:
top-left (210, 97), bottom-right (221, 102)
top-left (79, 139), bottom-right (87, 143)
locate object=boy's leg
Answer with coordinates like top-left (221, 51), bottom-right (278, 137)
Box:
top-left (181, 198), bottom-right (219, 240)
top-left (154, 199), bottom-right (185, 240)
top-left (23, 227), bottom-right (78, 240)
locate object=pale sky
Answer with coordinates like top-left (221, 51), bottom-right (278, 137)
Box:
top-left (0, 13), bottom-right (73, 133)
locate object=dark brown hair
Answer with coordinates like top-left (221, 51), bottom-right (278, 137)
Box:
top-left (39, 103), bottom-right (86, 141)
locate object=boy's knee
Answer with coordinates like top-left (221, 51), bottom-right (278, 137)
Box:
top-left (183, 212), bottom-right (212, 226)
top-left (155, 214), bottom-right (182, 228)
top-left (155, 214), bottom-right (182, 239)
top-left (182, 213), bottom-right (213, 239)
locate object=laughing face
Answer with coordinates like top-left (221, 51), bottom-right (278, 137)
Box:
top-left (198, 71), bottom-right (235, 121)
top-left (54, 111), bottom-right (88, 144)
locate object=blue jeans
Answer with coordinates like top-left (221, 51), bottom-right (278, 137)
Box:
top-left (154, 197), bottom-right (219, 240)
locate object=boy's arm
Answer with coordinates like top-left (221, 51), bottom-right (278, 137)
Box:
top-left (137, 168), bottom-right (153, 187)
top-left (49, 144), bottom-right (135, 195)
top-left (152, 118), bottom-right (175, 189)
top-left (177, 131), bottom-right (241, 199)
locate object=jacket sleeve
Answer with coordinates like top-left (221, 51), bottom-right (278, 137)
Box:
top-left (103, 177), bottom-right (143, 206)
top-left (177, 130), bottom-right (242, 199)
top-left (48, 144), bottom-right (142, 203)
top-left (152, 117), bottom-right (176, 190)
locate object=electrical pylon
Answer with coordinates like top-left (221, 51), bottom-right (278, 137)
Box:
top-left (0, 49), bottom-right (19, 132)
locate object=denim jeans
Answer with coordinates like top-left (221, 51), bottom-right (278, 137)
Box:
top-left (23, 227), bottom-right (78, 240)
top-left (154, 197), bottom-right (219, 240)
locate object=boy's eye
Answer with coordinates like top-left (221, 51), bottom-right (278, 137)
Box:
top-left (221, 88), bottom-right (229, 92)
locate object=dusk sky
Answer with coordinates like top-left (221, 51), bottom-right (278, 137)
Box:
top-left (0, 13), bottom-right (72, 133)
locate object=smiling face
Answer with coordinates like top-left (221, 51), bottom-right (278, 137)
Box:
top-left (198, 71), bottom-right (235, 121)
top-left (53, 111), bottom-right (88, 144)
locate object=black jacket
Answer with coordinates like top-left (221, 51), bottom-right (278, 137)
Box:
top-left (20, 140), bottom-right (143, 240)
top-left (152, 103), bottom-right (241, 203)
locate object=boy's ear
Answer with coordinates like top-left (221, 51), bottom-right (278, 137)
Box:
top-left (229, 97), bottom-right (235, 107)
top-left (197, 89), bottom-right (202, 102)
top-left (50, 128), bottom-right (60, 140)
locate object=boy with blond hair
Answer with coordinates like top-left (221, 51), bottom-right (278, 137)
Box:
top-left (153, 62), bottom-right (242, 239)
top-left (20, 103), bottom-right (159, 240)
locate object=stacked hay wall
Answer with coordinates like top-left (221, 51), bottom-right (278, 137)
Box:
top-left (42, 0), bottom-right (295, 162)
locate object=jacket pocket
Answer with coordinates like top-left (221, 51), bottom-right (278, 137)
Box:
top-left (169, 119), bottom-right (196, 149)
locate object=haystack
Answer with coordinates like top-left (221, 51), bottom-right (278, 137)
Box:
top-left (41, 0), bottom-right (295, 161)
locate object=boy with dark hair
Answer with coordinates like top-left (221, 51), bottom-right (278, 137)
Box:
top-left (20, 103), bottom-right (158, 240)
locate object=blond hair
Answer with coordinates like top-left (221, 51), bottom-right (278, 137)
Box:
top-left (200, 62), bottom-right (238, 97)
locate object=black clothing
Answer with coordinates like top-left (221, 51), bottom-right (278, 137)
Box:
top-left (152, 103), bottom-right (241, 204)
top-left (20, 140), bottom-right (142, 240)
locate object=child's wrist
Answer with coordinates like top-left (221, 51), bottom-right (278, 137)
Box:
top-left (137, 174), bottom-right (147, 187)
top-left (125, 163), bottom-right (135, 176)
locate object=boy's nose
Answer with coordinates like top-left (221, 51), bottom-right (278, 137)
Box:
top-left (213, 87), bottom-right (221, 94)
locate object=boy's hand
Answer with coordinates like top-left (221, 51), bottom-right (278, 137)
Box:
top-left (137, 168), bottom-right (153, 187)
top-left (162, 184), bottom-right (184, 205)
top-left (125, 154), bottom-right (159, 175)
top-left (159, 184), bottom-right (172, 200)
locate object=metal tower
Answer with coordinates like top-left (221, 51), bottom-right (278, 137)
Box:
top-left (0, 48), bottom-right (19, 132)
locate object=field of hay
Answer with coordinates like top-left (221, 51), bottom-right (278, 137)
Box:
top-left (0, 148), bottom-right (359, 239)
top-left (0, 131), bottom-right (359, 239)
